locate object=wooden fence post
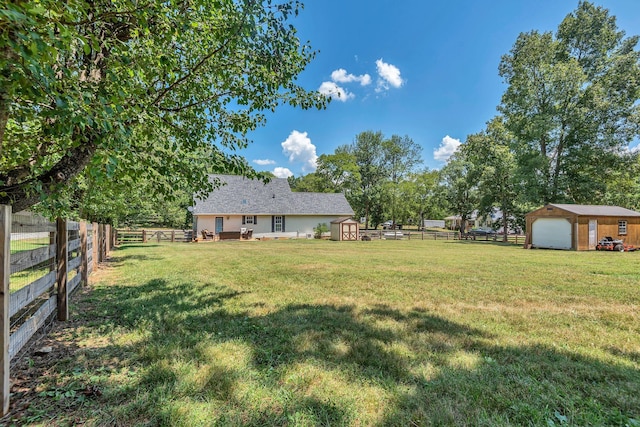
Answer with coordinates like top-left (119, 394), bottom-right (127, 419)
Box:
top-left (142, 230), bottom-right (147, 243)
top-left (56, 218), bottom-right (68, 321)
top-left (105, 225), bottom-right (111, 256)
top-left (92, 222), bottom-right (98, 269)
top-left (99, 224), bottom-right (105, 263)
top-left (171, 230), bottom-right (175, 243)
top-left (0, 205), bottom-right (11, 415)
top-left (80, 222), bottom-right (88, 286)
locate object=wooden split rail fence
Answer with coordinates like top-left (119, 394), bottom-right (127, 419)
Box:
top-left (360, 229), bottom-right (526, 245)
top-left (115, 229), bottom-right (193, 244)
top-left (360, 230), bottom-right (461, 240)
top-left (0, 206), bottom-right (112, 415)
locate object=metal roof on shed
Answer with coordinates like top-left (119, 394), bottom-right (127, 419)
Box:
top-left (548, 204), bottom-right (640, 217)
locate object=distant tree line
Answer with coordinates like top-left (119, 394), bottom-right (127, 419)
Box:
top-left (290, 2), bottom-right (640, 237)
top-left (2, 2), bottom-right (638, 230)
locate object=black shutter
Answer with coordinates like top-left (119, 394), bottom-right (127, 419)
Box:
top-left (282, 216), bottom-right (285, 232)
top-left (271, 216), bottom-right (275, 232)
top-left (242, 216), bottom-right (245, 225)
top-left (254, 216), bottom-right (257, 225)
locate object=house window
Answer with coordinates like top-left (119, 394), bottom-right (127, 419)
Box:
top-left (242, 215), bottom-right (257, 225)
top-left (618, 220), bottom-right (627, 235)
top-left (274, 216), bottom-right (283, 232)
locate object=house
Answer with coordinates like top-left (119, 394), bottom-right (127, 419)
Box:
top-left (445, 209), bottom-right (499, 231)
top-left (446, 209), bottom-right (518, 233)
top-left (193, 174), bottom-right (355, 240)
top-left (525, 204), bottom-right (640, 250)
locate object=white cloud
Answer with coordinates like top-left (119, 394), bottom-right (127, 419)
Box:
top-left (273, 167), bottom-right (294, 178)
top-left (253, 159), bottom-right (276, 166)
top-left (281, 130), bottom-right (318, 172)
top-left (318, 81), bottom-right (354, 102)
top-left (331, 68), bottom-right (371, 86)
top-left (434, 135), bottom-right (462, 162)
top-left (375, 59), bottom-right (404, 91)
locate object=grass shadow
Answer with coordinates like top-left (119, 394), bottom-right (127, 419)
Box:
top-left (70, 280), bottom-right (640, 426)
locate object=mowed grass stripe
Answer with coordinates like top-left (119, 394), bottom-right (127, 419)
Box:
top-left (18, 239), bottom-right (640, 427)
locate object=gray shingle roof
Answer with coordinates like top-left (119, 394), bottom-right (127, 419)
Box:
top-left (550, 204), bottom-right (640, 217)
top-left (194, 174), bottom-right (354, 216)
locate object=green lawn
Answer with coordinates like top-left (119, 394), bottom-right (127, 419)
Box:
top-left (12, 240), bottom-right (640, 426)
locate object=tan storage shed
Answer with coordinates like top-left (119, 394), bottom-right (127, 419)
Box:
top-left (525, 204), bottom-right (640, 250)
top-left (330, 218), bottom-right (359, 241)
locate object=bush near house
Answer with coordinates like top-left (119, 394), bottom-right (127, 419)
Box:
top-left (314, 222), bottom-right (329, 239)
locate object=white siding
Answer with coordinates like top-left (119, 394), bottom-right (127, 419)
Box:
top-left (197, 217), bottom-right (217, 234)
top-left (196, 215), bottom-right (351, 239)
top-left (280, 216), bottom-right (348, 239)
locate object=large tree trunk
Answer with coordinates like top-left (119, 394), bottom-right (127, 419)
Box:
top-left (0, 141), bottom-right (97, 212)
top-left (502, 210), bottom-right (508, 242)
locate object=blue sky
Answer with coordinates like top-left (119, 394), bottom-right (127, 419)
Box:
top-left (238, 1), bottom-right (640, 178)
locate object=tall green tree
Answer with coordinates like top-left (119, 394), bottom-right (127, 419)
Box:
top-left (462, 117), bottom-right (520, 240)
top-left (382, 134), bottom-right (422, 226)
top-left (351, 130), bottom-right (386, 229)
top-left (439, 152), bottom-right (478, 233)
top-left (404, 169), bottom-right (444, 228)
top-left (498, 1), bottom-right (640, 206)
top-left (288, 173), bottom-right (327, 193)
top-left (315, 146), bottom-right (360, 195)
top-left (0, 0), bottom-right (325, 214)
top-left (601, 152), bottom-right (640, 210)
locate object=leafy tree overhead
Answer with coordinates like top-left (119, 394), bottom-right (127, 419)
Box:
top-left (0, 0), bottom-right (326, 215)
top-left (499, 1), bottom-right (640, 206)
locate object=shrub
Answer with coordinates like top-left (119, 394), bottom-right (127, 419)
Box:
top-left (314, 223), bottom-right (329, 239)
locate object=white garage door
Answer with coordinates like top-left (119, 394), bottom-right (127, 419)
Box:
top-left (532, 218), bottom-right (572, 250)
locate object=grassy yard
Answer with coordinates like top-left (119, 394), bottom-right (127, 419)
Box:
top-left (7, 239), bottom-right (640, 426)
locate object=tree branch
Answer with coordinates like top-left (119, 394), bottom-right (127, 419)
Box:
top-left (0, 138), bottom-right (98, 212)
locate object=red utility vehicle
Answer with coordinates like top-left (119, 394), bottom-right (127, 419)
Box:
top-left (595, 236), bottom-right (636, 252)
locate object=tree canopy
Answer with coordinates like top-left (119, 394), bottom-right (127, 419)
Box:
top-left (499, 1), bottom-right (640, 205)
top-left (4, 1), bottom-right (639, 229)
top-left (0, 0), bottom-right (326, 216)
